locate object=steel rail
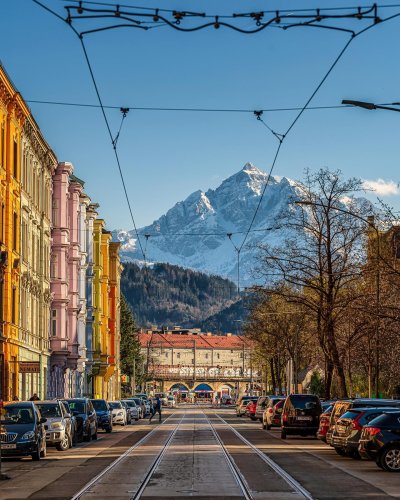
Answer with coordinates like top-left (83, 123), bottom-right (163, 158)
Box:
top-left (131, 413), bottom-right (186, 499)
top-left (203, 411), bottom-right (253, 500)
top-left (213, 413), bottom-right (313, 500)
top-left (70, 411), bottom-right (182, 500)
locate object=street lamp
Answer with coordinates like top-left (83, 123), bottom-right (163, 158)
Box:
top-left (342, 99), bottom-right (400, 113)
top-left (295, 200), bottom-right (381, 398)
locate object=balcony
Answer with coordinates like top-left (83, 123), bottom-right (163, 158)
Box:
top-left (147, 364), bottom-right (261, 381)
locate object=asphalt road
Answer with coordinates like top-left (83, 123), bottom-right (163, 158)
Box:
top-left (0, 406), bottom-right (399, 499)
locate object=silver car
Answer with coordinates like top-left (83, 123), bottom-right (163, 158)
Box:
top-left (121, 400), bottom-right (140, 422)
top-left (35, 401), bottom-right (73, 451)
top-left (109, 401), bottom-right (127, 426)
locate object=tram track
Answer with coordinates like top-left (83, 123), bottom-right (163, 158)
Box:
top-left (71, 411), bottom-right (181, 500)
top-left (71, 408), bottom-right (313, 499)
top-left (209, 412), bottom-right (313, 500)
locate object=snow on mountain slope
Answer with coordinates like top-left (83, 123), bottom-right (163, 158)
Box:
top-left (113, 163), bottom-right (301, 284)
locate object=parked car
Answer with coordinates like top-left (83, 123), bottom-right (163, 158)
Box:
top-left (35, 400), bottom-right (73, 451)
top-left (167, 395), bottom-right (176, 408)
top-left (281, 394), bottom-right (322, 439)
top-left (109, 401), bottom-right (128, 425)
top-left (221, 396), bottom-right (233, 405)
top-left (65, 398), bottom-right (97, 442)
top-left (245, 401), bottom-right (257, 420)
top-left (326, 399), bottom-right (400, 446)
top-left (236, 396), bottom-right (258, 417)
top-left (317, 404), bottom-right (333, 443)
top-left (128, 397), bottom-right (145, 418)
top-left (91, 399), bottom-right (113, 433)
top-left (121, 399), bottom-right (140, 421)
top-left (331, 407), bottom-right (400, 459)
top-left (60, 400), bottom-right (78, 444)
top-left (359, 411), bottom-right (400, 471)
top-left (155, 393), bottom-right (168, 406)
top-left (1, 402), bottom-right (47, 460)
top-left (120, 400), bottom-right (133, 424)
top-left (254, 396), bottom-right (268, 421)
top-left (262, 397), bottom-right (286, 430)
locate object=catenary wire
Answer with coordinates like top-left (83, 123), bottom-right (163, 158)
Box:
top-left (238, 10), bottom-right (400, 253)
top-left (32, 0), bottom-right (400, 279)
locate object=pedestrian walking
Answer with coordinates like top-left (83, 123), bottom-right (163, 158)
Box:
top-left (29, 393), bottom-right (39, 401)
top-left (149, 396), bottom-right (162, 423)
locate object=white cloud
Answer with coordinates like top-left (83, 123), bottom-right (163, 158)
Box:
top-left (362, 179), bottom-right (400, 196)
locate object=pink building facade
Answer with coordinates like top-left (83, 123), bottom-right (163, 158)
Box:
top-left (48, 163), bottom-right (84, 398)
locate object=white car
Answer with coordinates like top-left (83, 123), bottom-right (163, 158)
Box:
top-left (121, 400), bottom-right (140, 421)
top-left (108, 401), bottom-right (127, 426)
top-left (167, 396), bottom-right (176, 408)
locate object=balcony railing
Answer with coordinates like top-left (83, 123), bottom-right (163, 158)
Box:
top-left (147, 364), bottom-right (261, 380)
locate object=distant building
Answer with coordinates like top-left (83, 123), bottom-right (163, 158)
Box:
top-left (139, 329), bottom-right (261, 399)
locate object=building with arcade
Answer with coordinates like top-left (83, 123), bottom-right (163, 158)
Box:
top-left (138, 328), bottom-right (261, 399)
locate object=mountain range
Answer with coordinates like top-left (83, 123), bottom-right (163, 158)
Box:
top-left (113, 163), bottom-right (299, 284)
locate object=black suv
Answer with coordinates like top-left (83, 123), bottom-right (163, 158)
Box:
top-left (359, 411), bottom-right (400, 472)
top-left (91, 399), bottom-right (113, 433)
top-left (65, 398), bottom-right (97, 442)
top-left (281, 394), bottom-right (322, 439)
top-left (1, 402), bottom-right (47, 460)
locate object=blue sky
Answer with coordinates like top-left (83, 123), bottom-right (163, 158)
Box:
top-left (1, 1), bottom-right (400, 229)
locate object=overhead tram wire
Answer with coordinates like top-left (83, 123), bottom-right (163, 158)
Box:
top-left (32, 0), bottom-right (147, 261)
top-left (33, 1), bottom-right (400, 272)
top-left (238, 8), bottom-right (400, 254)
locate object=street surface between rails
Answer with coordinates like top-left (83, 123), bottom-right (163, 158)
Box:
top-left (1, 406), bottom-right (399, 499)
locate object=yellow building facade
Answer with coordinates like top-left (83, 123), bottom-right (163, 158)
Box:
top-left (0, 64), bottom-right (29, 400)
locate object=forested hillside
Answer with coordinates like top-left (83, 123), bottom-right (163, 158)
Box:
top-left (121, 262), bottom-right (246, 331)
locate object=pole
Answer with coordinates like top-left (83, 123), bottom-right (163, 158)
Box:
top-left (375, 228), bottom-right (380, 398)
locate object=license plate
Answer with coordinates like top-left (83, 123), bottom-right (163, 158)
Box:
top-left (297, 416), bottom-right (312, 421)
top-left (2, 443), bottom-right (16, 449)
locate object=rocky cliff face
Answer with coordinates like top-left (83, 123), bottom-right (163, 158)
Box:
top-left (113, 163), bottom-right (300, 283)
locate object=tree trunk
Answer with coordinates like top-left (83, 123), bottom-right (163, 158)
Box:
top-left (324, 358), bottom-right (333, 399)
top-left (269, 358), bottom-right (276, 394)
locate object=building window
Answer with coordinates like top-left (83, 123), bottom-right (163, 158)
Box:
top-left (0, 121), bottom-right (5, 167)
top-left (13, 212), bottom-right (18, 250)
top-left (51, 310), bottom-right (57, 336)
top-left (13, 139), bottom-right (18, 179)
top-left (11, 287), bottom-right (17, 324)
top-left (217, 353), bottom-right (220, 359)
top-left (177, 352), bottom-right (181, 359)
top-left (205, 353), bottom-right (208, 359)
top-left (0, 203), bottom-right (4, 245)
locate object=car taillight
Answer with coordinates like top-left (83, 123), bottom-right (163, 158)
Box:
top-left (365, 427), bottom-right (381, 436)
top-left (268, 408), bottom-right (274, 414)
top-left (351, 419), bottom-right (363, 431)
top-left (282, 413), bottom-right (288, 422)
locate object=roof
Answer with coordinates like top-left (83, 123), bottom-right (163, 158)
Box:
top-left (138, 332), bottom-right (252, 350)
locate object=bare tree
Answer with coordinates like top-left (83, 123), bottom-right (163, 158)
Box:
top-left (256, 168), bottom-right (373, 398)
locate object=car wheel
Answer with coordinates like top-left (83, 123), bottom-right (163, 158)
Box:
top-left (56, 433), bottom-right (70, 451)
top-left (83, 432), bottom-right (91, 442)
top-left (135, 417), bottom-right (139, 421)
top-left (251, 416), bottom-right (257, 421)
top-left (40, 441), bottom-right (47, 458)
top-left (32, 445), bottom-right (41, 461)
top-left (334, 447), bottom-right (347, 457)
top-left (92, 430), bottom-right (98, 440)
top-left (262, 421), bottom-right (267, 430)
top-left (106, 427), bottom-right (112, 433)
top-left (349, 450), bottom-right (361, 460)
top-left (281, 430), bottom-right (287, 439)
top-left (380, 445), bottom-right (400, 472)
top-left (266, 424), bottom-right (272, 430)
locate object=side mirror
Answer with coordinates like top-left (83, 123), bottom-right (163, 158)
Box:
top-left (72, 410), bottom-right (80, 416)
top-left (64, 413), bottom-right (71, 419)
top-left (40, 417), bottom-right (47, 424)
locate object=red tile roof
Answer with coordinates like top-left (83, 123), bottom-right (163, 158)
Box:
top-left (138, 332), bottom-right (252, 350)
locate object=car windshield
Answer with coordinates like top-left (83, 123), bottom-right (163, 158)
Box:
top-left (132, 398), bottom-right (142, 405)
top-left (67, 401), bottom-right (85, 413)
top-left (35, 403), bottom-right (61, 418)
top-left (123, 401), bottom-right (136, 407)
top-left (2, 405), bottom-right (35, 424)
top-left (290, 396), bottom-right (320, 410)
top-left (91, 400), bottom-right (108, 411)
top-left (168, 396), bottom-right (174, 400)
top-left (109, 402), bottom-right (122, 409)
top-left (339, 410), bottom-right (360, 421)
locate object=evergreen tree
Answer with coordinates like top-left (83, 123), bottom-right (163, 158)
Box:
top-left (120, 294), bottom-right (143, 394)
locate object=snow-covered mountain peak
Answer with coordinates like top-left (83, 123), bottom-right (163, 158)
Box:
top-left (113, 163), bottom-right (298, 282)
